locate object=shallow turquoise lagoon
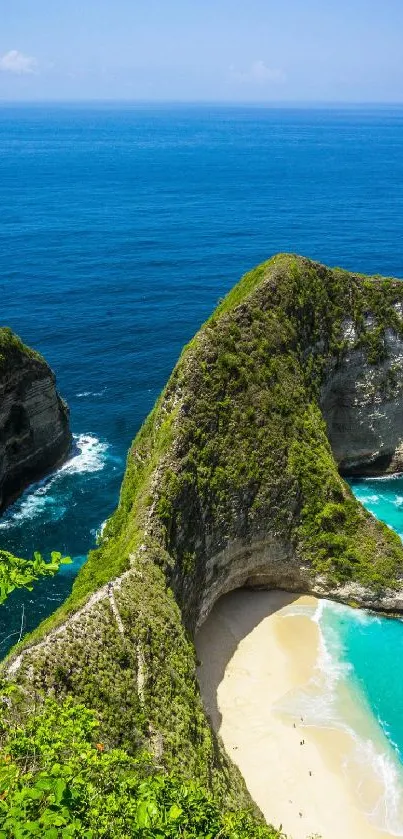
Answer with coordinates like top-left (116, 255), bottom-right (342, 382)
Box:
top-left (275, 477), bottom-right (403, 834)
top-left (348, 477), bottom-right (403, 768)
top-left (311, 477), bottom-right (403, 834)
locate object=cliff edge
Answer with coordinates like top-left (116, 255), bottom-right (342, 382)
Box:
top-left (5, 255), bottom-right (403, 804)
top-left (0, 328), bottom-right (71, 513)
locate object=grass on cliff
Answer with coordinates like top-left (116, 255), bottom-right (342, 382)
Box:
top-left (0, 550), bottom-right (264, 832)
top-left (152, 253), bottom-right (403, 594)
top-left (0, 327), bottom-right (44, 374)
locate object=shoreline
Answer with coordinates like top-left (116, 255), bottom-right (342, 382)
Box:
top-left (196, 589), bottom-right (392, 839)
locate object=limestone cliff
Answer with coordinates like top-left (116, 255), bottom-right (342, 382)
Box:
top-left (321, 320), bottom-right (403, 475)
top-left (5, 255), bottom-right (403, 803)
top-left (0, 328), bottom-right (71, 513)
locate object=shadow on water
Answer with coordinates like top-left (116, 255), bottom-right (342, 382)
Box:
top-left (195, 588), bottom-right (300, 733)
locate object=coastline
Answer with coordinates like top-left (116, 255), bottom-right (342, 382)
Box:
top-left (196, 590), bottom-right (393, 839)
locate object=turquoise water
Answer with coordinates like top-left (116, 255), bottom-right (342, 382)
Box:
top-left (303, 477), bottom-right (403, 834)
top-left (352, 477), bottom-right (403, 542)
top-left (348, 478), bottom-right (403, 763)
top-left (278, 577), bottom-right (403, 834)
top-left (317, 598), bottom-right (403, 834)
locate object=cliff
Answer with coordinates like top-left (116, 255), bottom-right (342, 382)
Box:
top-left (0, 328), bottom-right (71, 513)
top-left (5, 255), bottom-right (403, 806)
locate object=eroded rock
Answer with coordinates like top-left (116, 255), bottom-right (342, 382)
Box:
top-left (0, 328), bottom-right (71, 512)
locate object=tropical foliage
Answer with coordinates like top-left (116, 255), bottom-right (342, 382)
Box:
top-left (0, 696), bottom-right (284, 838)
top-left (0, 554), bottom-right (283, 837)
top-left (0, 550), bottom-right (71, 606)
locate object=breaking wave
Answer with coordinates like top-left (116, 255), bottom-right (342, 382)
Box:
top-left (275, 599), bottom-right (403, 835)
top-left (0, 434), bottom-right (110, 530)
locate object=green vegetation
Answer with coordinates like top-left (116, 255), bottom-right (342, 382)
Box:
top-left (0, 696), bottom-right (283, 838)
top-left (288, 404), bottom-right (403, 586)
top-left (0, 551), bottom-right (71, 606)
top-left (0, 551), bottom-right (280, 836)
top-left (6, 554), bottom-right (245, 804)
top-left (148, 253), bottom-right (403, 591)
top-left (0, 328), bottom-right (43, 374)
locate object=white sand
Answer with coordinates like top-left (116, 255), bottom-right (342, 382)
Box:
top-left (196, 589), bottom-right (388, 839)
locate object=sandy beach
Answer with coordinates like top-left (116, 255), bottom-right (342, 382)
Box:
top-left (196, 589), bottom-right (389, 839)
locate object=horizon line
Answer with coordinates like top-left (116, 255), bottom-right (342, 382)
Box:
top-left (1, 99), bottom-right (403, 108)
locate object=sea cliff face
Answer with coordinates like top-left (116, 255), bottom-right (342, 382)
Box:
top-left (5, 255), bottom-right (403, 802)
top-left (321, 321), bottom-right (403, 475)
top-left (0, 328), bottom-right (71, 513)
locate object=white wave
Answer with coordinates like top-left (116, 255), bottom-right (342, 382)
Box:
top-left (274, 599), bottom-right (351, 728)
top-left (93, 518), bottom-right (108, 543)
top-left (348, 735), bottom-right (403, 836)
top-left (76, 388), bottom-right (107, 398)
top-left (319, 598), bottom-right (381, 627)
top-left (316, 612), bottom-right (352, 683)
top-left (289, 600), bottom-right (354, 726)
top-left (0, 487), bottom-right (66, 529)
top-left (377, 715), bottom-right (401, 758)
top-left (0, 434), bottom-right (109, 528)
top-left (366, 473), bottom-right (403, 482)
top-left (278, 599), bottom-right (403, 835)
top-left (357, 493), bottom-right (380, 504)
top-left (60, 434), bottom-right (108, 475)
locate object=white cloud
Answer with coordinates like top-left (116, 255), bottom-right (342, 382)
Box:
top-left (230, 60), bottom-right (286, 85)
top-left (0, 50), bottom-right (38, 75)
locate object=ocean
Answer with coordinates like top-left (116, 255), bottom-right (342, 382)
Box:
top-left (2, 103), bottom-right (403, 829)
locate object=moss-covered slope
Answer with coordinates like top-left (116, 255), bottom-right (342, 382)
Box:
top-left (5, 255), bottom-right (403, 809)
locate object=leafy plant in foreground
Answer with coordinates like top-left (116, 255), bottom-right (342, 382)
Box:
top-left (0, 550), bottom-right (71, 606)
top-left (0, 697), bottom-right (284, 838)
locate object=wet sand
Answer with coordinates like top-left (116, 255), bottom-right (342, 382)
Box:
top-left (196, 589), bottom-right (388, 839)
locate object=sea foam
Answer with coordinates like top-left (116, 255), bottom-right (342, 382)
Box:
top-left (0, 434), bottom-right (110, 530)
top-left (318, 603), bottom-right (403, 836)
top-left (59, 434), bottom-right (109, 475)
top-left (76, 388), bottom-right (107, 398)
top-left (277, 599), bottom-right (403, 835)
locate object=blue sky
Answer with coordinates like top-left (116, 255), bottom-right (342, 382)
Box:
top-left (1, 0), bottom-right (403, 102)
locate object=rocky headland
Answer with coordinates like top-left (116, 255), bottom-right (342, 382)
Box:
top-left (4, 254), bottom-right (403, 808)
top-left (0, 327), bottom-right (71, 514)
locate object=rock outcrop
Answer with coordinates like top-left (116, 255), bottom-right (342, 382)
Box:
top-left (321, 321), bottom-right (403, 475)
top-left (0, 328), bottom-right (71, 513)
top-left (5, 255), bottom-right (403, 802)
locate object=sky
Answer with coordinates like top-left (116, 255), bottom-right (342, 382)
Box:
top-left (1, 0), bottom-right (403, 102)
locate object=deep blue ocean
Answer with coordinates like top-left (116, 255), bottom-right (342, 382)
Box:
top-left (2, 104), bottom-right (403, 827)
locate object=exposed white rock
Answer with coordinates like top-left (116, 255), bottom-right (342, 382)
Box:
top-left (341, 319), bottom-right (357, 346)
top-left (321, 330), bottom-right (403, 475)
